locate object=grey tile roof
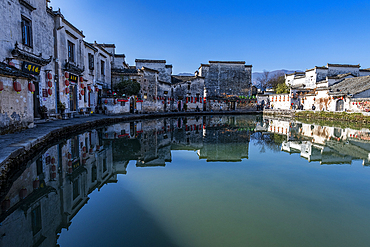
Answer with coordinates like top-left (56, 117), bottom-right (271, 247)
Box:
top-left (0, 62), bottom-right (35, 80)
top-left (171, 75), bottom-right (197, 84)
top-left (111, 68), bottom-right (139, 75)
top-left (327, 72), bottom-right (355, 79)
top-left (329, 75), bottom-right (370, 96)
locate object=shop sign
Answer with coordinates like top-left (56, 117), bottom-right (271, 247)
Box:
top-left (22, 61), bottom-right (41, 75)
top-left (69, 74), bottom-right (78, 83)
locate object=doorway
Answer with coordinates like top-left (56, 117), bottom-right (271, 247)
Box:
top-left (33, 81), bottom-right (40, 118)
top-left (336, 100), bottom-right (344, 111)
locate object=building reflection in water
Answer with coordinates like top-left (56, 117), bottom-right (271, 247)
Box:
top-left (263, 117), bottom-right (370, 166)
top-left (1, 114), bottom-right (370, 246)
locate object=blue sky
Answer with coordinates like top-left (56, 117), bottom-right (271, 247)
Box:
top-left (50, 0), bottom-right (370, 74)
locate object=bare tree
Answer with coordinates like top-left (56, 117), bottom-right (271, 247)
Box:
top-left (256, 70), bottom-right (270, 91)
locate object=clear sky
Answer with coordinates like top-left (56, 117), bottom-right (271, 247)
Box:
top-left (50, 0), bottom-right (370, 74)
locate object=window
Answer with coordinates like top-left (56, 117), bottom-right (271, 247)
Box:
top-left (73, 178), bottom-right (80, 200)
top-left (88, 53), bottom-right (94, 70)
top-left (21, 17), bottom-right (32, 47)
top-left (31, 206), bottom-right (42, 235)
top-left (68, 41), bottom-right (74, 62)
top-left (101, 60), bottom-right (105, 76)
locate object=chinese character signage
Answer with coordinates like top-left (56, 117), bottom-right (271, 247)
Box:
top-left (69, 74), bottom-right (78, 83)
top-left (22, 61), bottom-right (41, 75)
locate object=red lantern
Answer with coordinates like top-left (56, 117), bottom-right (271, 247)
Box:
top-left (64, 71), bottom-right (69, 78)
top-left (68, 153), bottom-right (72, 159)
top-left (48, 81), bottom-right (52, 88)
top-left (104, 99), bottom-right (108, 104)
top-left (81, 83), bottom-right (85, 89)
top-left (28, 83), bottom-right (35, 93)
top-left (65, 87), bottom-right (70, 94)
top-left (19, 187), bottom-right (27, 199)
top-left (33, 178), bottom-right (40, 189)
top-left (96, 145), bottom-right (100, 151)
top-left (191, 97), bottom-right (193, 103)
top-left (51, 172), bottom-right (57, 179)
top-left (80, 76), bottom-right (84, 82)
top-left (95, 87), bottom-right (99, 92)
top-left (82, 159), bottom-right (87, 164)
top-left (47, 72), bottom-right (52, 80)
top-left (83, 153), bottom-right (87, 158)
top-left (48, 88), bottom-right (52, 96)
top-left (88, 85), bottom-right (91, 91)
top-left (68, 168), bottom-right (73, 174)
top-left (51, 165), bottom-right (56, 171)
top-left (81, 90), bottom-right (85, 95)
top-left (82, 146), bottom-right (87, 152)
top-left (65, 80), bottom-right (70, 86)
top-left (68, 161), bottom-right (72, 167)
top-left (13, 81), bottom-right (21, 93)
top-left (0, 81), bottom-right (3, 92)
top-left (1, 199), bottom-right (10, 212)
top-left (89, 148), bottom-right (93, 153)
top-left (51, 157), bottom-right (55, 164)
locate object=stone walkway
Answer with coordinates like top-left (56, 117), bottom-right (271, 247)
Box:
top-left (0, 110), bottom-right (260, 172)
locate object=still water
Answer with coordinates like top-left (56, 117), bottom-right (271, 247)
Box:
top-left (1, 115), bottom-right (370, 247)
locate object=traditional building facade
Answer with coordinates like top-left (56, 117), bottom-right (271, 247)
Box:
top-left (0, 0), bottom-right (55, 131)
top-left (269, 63), bottom-right (370, 112)
top-left (198, 61), bottom-right (252, 98)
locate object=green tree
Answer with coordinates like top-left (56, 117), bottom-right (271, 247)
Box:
top-left (275, 81), bottom-right (290, 94)
top-left (114, 79), bottom-right (141, 97)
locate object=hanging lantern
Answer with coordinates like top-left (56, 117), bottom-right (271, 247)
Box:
top-left (104, 99), bottom-right (108, 104)
top-left (51, 157), bottom-right (55, 164)
top-left (65, 80), bottom-right (70, 86)
top-left (51, 165), bottom-right (56, 171)
top-left (82, 146), bottom-right (87, 152)
top-left (48, 81), bottom-right (53, 88)
top-left (68, 153), bottom-right (72, 159)
top-left (65, 87), bottom-right (70, 94)
top-left (83, 153), bottom-right (87, 158)
top-left (81, 83), bottom-right (85, 89)
top-left (80, 76), bottom-right (84, 82)
top-left (64, 71), bottom-right (69, 78)
top-left (1, 198), bottom-right (10, 212)
top-left (89, 148), bottom-right (93, 153)
top-left (33, 178), bottom-right (40, 189)
top-left (47, 72), bottom-right (53, 80)
top-left (88, 85), bottom-right (91, 91)
top-left (48, 88), bottom-right (52, 96)
top-left (51, 172), bottom-right (57, 179)
top-left (95, 87), bottom-right (99, 92)
top-left (19, 187), bottom-right (27, 199)
top-left (13, 81), bottom-right (21, 93)
top-left (81, 90), bottom-right (85, 95)
top-left (28, 83), bottom-right (35, 94)
top-left (0, 81), bottom-right (3, 92)
top-left (68, 160), bottom-right (72, 167)
top-left (68, 167), bottom-right (73, 174)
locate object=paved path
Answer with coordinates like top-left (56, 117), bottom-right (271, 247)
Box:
top-left (0, 111), bottom-right (260, 172)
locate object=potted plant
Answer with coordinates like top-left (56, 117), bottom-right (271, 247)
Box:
top-left (57, 102), bottom-right (66, 114)
top-left (39, 105), bottom-right (48, 119)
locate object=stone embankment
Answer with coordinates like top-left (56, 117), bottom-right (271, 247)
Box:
top-left (0, 110), bottom-right (261, 178)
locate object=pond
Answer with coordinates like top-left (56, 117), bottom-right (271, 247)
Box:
top-left (1, 115), bottom-right (370, 247)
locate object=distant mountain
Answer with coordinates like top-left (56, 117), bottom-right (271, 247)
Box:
top-left (177, 73), bottom-right (194, 76)
top-left (252, 69), bottom-right (302, 86)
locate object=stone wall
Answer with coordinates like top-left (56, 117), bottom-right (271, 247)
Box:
top-left (0, 77), bottom-right (34, 133)
top-left (199, 61), bottom-right (252, 98)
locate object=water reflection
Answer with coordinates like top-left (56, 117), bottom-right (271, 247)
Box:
top-left (1, 114), bottom-right (370, 246)
top-left (262, 117), bottom-right (370, 165)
